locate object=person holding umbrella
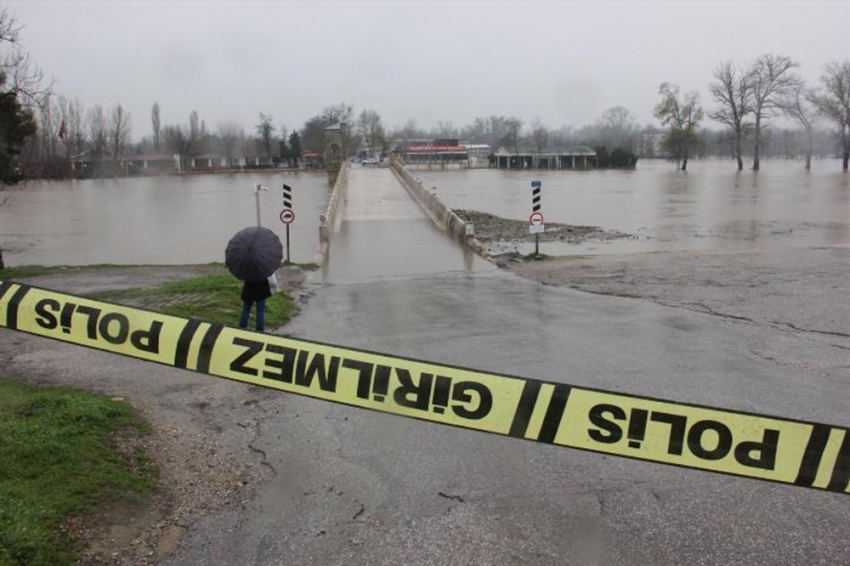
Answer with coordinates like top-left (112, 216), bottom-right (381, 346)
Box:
top-left (225, 226), bottom-right (283, 333)
top-left (239, 277), bottom-right (272, 332)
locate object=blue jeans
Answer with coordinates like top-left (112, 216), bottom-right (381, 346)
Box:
top-left (239, 299), bottom-right (266, 332)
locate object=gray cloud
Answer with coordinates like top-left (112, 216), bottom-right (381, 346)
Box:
top-left (9, 0), bottom-right (848, 137)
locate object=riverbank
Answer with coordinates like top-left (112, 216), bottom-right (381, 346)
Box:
top-left (0, 264), bottom-right (309, 564)
top-left (455, 209), bottom-right (849, 343)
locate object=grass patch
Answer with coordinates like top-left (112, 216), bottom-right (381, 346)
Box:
top-left (0, 379), bottom-right (156, 566)
top-left (95, 272), bottom-right (293, 329)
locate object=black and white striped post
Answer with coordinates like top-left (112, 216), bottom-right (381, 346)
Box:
top-left (282, 184), bottom-right (293, 262)
top-left (530, 180), bottom-right (543, 257)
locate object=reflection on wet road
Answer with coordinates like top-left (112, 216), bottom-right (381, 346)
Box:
top-left (318, 167), bottom-right (493, 283)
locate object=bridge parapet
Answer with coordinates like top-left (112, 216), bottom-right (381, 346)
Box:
top-left (314, 161), bottom-right (349, 266)
top-left (389, 158), bottom-right (486, 256)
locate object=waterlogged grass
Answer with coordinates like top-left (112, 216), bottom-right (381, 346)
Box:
top-left (96, 272), bottom-right (294, 329)
top-left (0, 380), bottom-right (156, 566)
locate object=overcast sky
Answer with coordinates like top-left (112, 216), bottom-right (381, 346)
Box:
top-left (7, 0), bottom-right (849, 139)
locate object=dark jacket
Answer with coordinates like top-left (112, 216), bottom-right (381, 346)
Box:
top-left (241, 279), bottom-right (272, 302)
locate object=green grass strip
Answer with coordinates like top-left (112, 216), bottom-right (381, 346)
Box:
top-left (0, 380), bottom-right (156, 566)
top-left (95, 272), bottom-right (293, 329)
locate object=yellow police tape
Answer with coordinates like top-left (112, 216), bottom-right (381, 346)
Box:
top-left (1, 280), bottom-right (847, 494)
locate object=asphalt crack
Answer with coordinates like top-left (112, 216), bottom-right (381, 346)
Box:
top-left (438, 492), bottom-right (465, 503)
top-left (245, 399), bottom-right (280, 476)
top-left (769, 321), bottom-right (850, 339)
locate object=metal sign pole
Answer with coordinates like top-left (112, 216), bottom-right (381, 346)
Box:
top-left (254, 183), bottom-right (269, 227)
top-left (286, 224), bottom-right (291, 263)
top-left (254, 183), bottom-right (262, 227)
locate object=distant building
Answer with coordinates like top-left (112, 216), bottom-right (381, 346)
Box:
top-left (491, 146), bottom-right (597, 169)
top-left (70, 151), bottom-right (178, 177)
top-left (393, 138), bottom-right (480, 169)
top-left (302, 151), bottom-right (324, 169)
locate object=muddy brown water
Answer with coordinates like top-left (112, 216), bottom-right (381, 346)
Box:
top-left (416, 159), bottom-right (850, 255)
top-left (2, 161), bottom-right (848, 267)
top-left (0, 171), bottom-right (332, 266)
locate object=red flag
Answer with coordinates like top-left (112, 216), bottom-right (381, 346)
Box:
top-left (58, 120), bottom-right (67, 140)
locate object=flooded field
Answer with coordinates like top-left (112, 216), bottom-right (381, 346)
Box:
top-left (417, 159), bottom-right (850, 255)
top-left (2, 161), bottom-right (847, 267)
top-left (0, 172), bottom-right (331, 266)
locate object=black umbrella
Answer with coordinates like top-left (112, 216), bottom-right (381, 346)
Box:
top-left (225, 226), bottom-right (283, 281)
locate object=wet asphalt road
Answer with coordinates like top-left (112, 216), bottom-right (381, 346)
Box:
top-left (159, 168), bottom-right (850, 565)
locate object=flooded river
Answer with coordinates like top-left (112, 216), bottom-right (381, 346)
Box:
top-left (1, 161), bottom-right (848, 266)
top-left (0, 172), bottom-right (331, 266)
top-left (417, 159), bottom-right (850, 255)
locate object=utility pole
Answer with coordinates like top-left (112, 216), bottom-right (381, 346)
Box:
top-left (254, 183), bottom-right (268, 227)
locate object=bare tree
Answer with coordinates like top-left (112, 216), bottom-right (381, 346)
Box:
top-left (531, 119), bottom-right (549, 155)
top-left (151, 102), bottom-right (161, 152)
top-left (256, 112), bottom-right (274, 162)
top-left (709, 62), bottom-right (753, 171)
top-left (67, 97), bottom-right (86, 158)
top-left (53, 94), bottom-right (73, 172)
top-left (654, 83), bottom-right (704, 171)
top-left (358, 109), bottom-right (386, 158)
top-left (87, 105), bottom-right (107, 160)
top-left (218, 121), bottom-right (244, 168)
top-left (165, 111), bottom-right (203, 171)
top-left (749, 54), bottom-right (802, 170)
top-left (390, 118), bottom-right (423, 152)
top-left (808, 61), bottom-right (850, 171)
top-left (502, 117), bottom-right (523, 153)
top-left (108, 104), bottom-right (132, 161)
top-left (781, 84), bottom-right (816, 170)
top-left (36, 94), bottom-right (57, 165)
top-left (597, 106), bottom-right (637, 151)
top-left (189, 111), bottom-right (201, 145)
top-left (434, 120), bottom-right (458, 139)
top-left (0, 7), bottom-right (49, 106)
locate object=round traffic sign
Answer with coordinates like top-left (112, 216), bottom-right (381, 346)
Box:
top-left (279, 208), bottom-right (296, 225)
top-left (529, 211), bottom-right (544, 226)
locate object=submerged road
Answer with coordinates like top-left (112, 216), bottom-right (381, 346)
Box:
top-left (317, 166), bottom-right (492, 283)
top-left (161, 166), bottom-right (849, 564)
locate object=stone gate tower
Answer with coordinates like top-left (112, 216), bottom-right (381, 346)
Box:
top-left (324, 122), bottom-right (346, 186)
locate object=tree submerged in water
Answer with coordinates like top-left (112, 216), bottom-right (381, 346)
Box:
top-left (594, 146), bottom-right (638, 169)
top-left (654, 82), bottom-right (704, 171)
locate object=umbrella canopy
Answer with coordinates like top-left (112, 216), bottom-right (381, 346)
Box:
top-left (225, 226), bottom-right (283, 281)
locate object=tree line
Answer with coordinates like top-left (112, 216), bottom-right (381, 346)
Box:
top-left (654, 55), bottom-right (850, 171)
top-left (1, 4), bottom-right (848, 182)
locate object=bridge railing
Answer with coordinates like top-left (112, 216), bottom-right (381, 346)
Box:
top-left (314, 161), bottom-right (349, 266)
top-left (389, 158), bottom-right (486, 256)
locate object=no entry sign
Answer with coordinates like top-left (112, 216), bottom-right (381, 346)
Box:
top-left (529, 211), bottom-right (544, 234)
top-left (279, 208), bottom-right (295, 225)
